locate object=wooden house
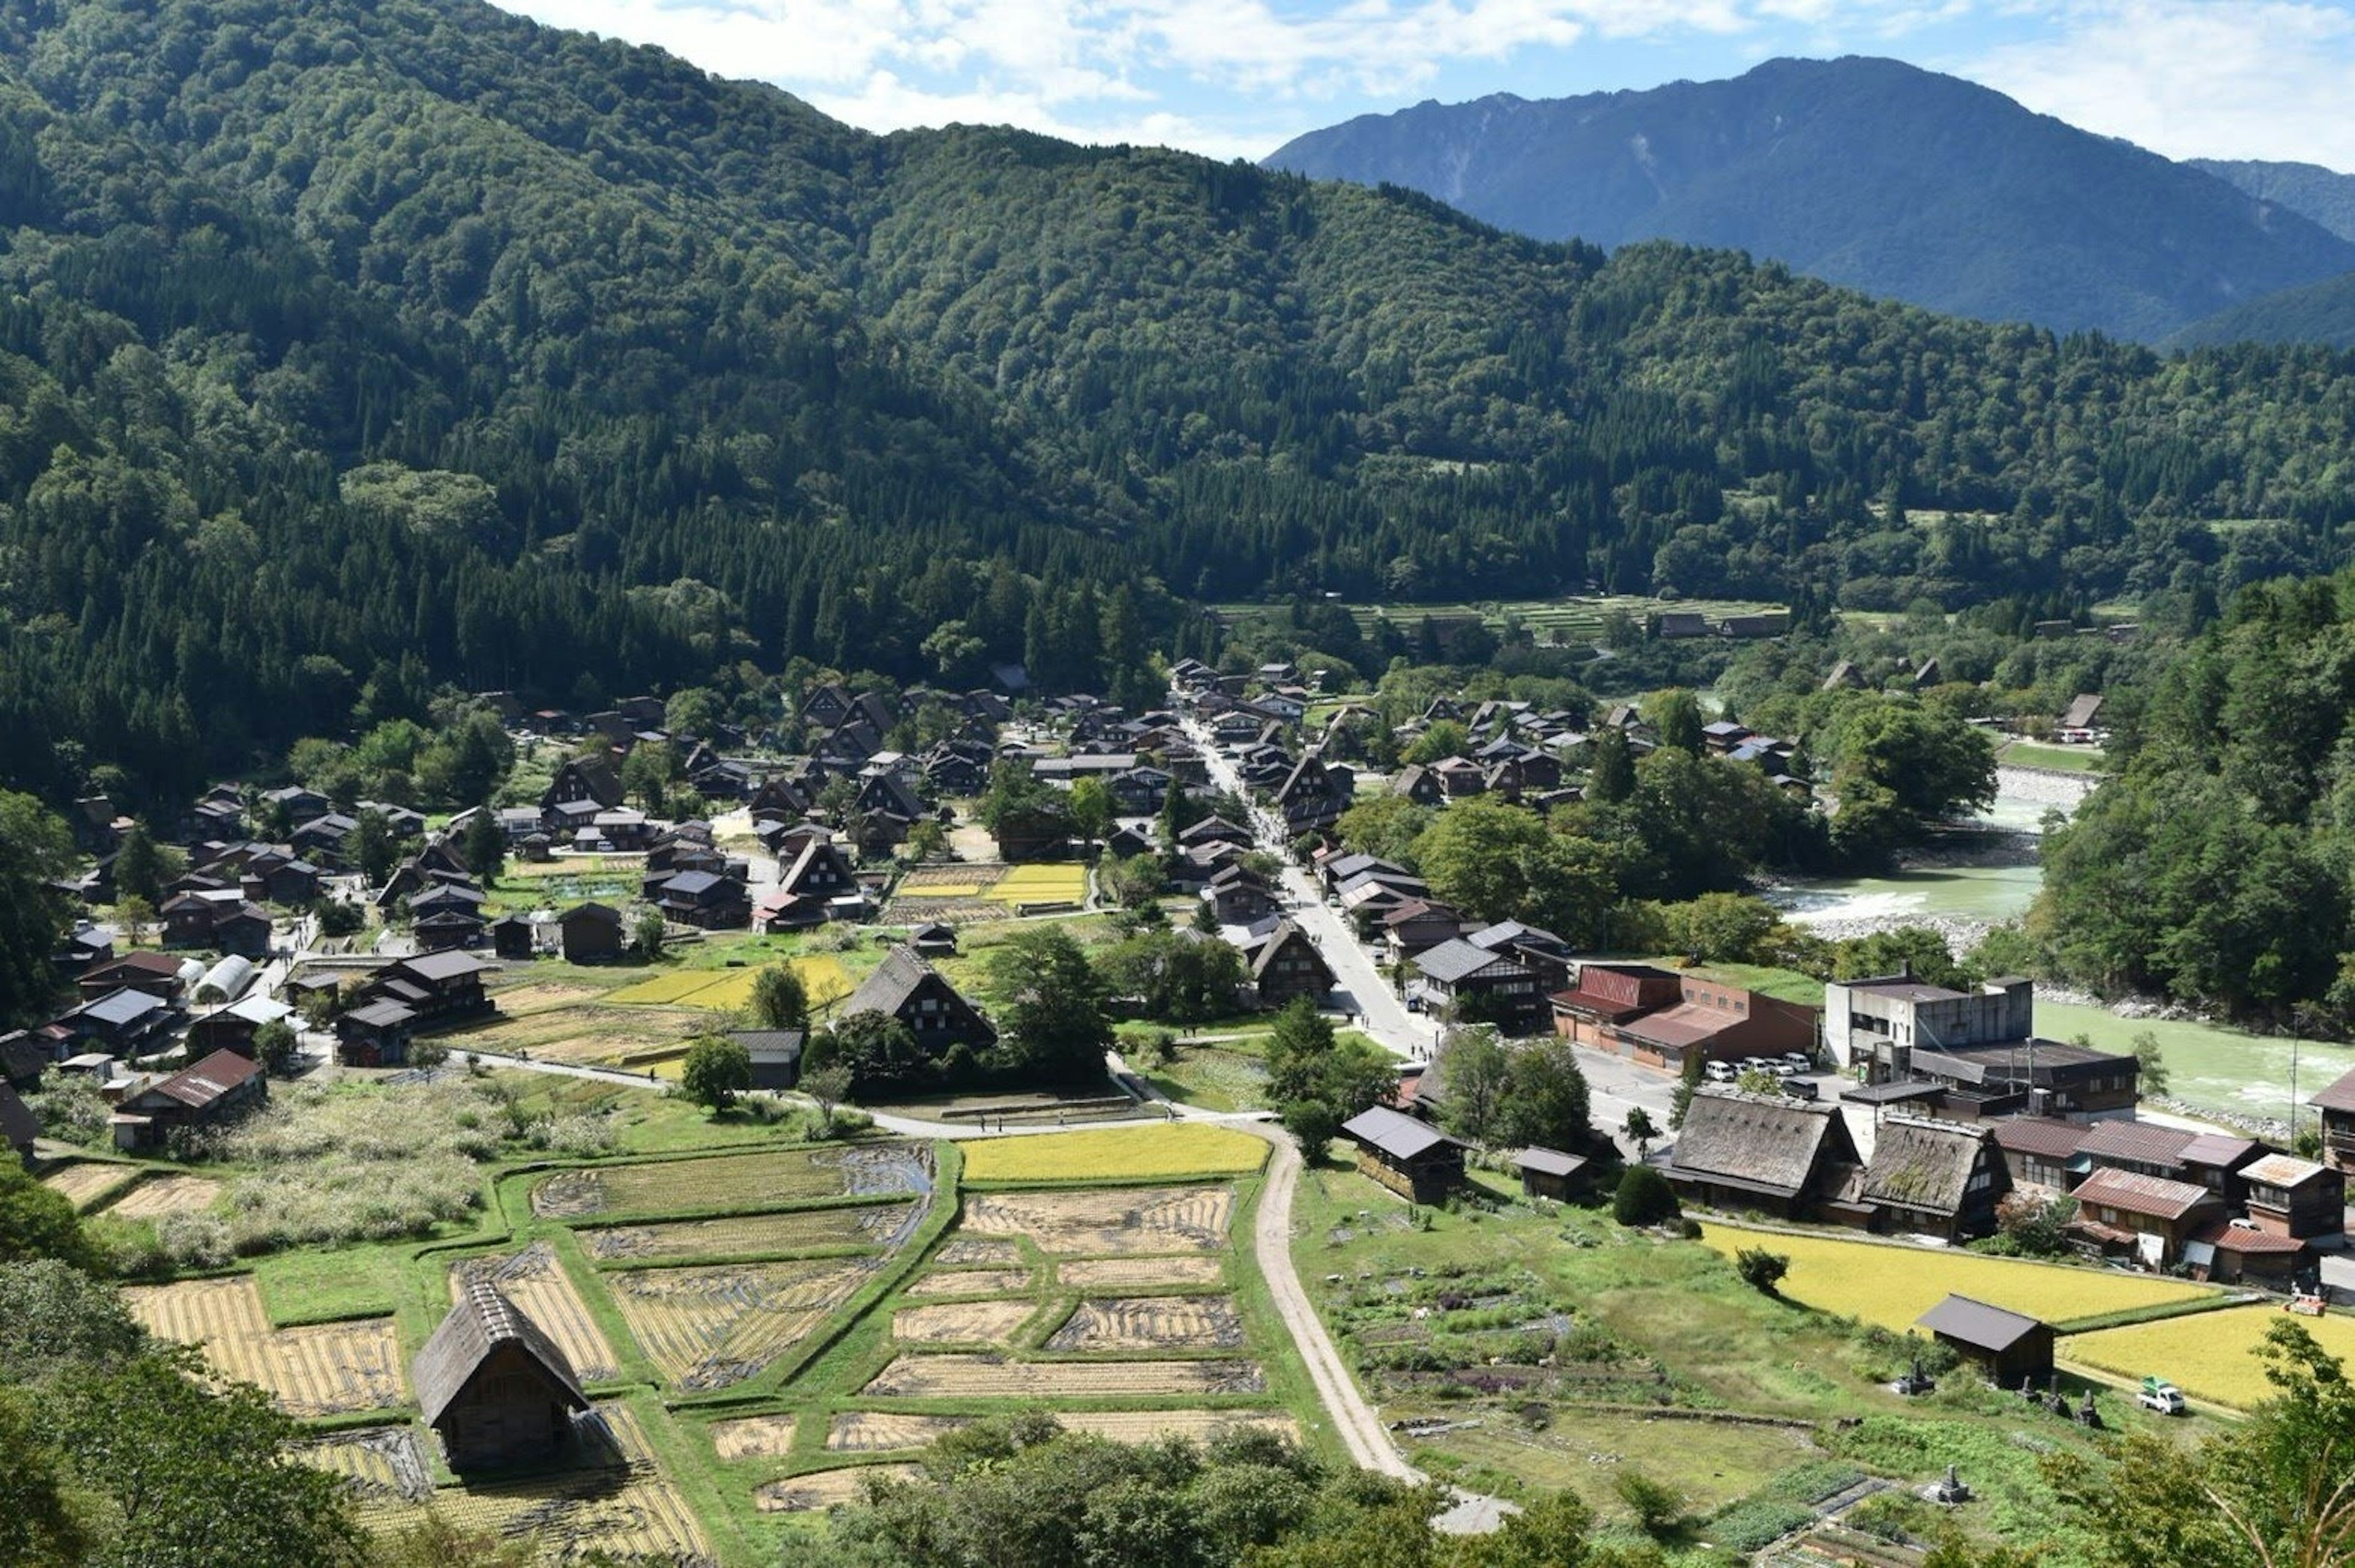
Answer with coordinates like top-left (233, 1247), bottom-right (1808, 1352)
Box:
top-left (730, 1030), bottom-right (806, 1091)
top-left (491, 915), bottom-right (536, 961)
top-left (2310, 1067), bottom-right (2355, 1179)
top-left (1409, 939), bottom-right (1544, 1033)
top-left (1666, 1090), bottom-right (1866, 1222)
top-left (559, 903), bottom-right (627, 963)
top-left (653, 870), bottom-right (751, 930)
top-left (2069, 1168), bottom-right (2223, 1266)
top-left (1514, 1147), bottom-right (1592, 1202)
top-left (1859, 1117), bottom-right (2007, 1240)
top-left (58, 987), bottom-right (177, 1057)
top-left (1917, 1295), bottom-right (2053, 1386)
top-left (2239, 1153), bottom-right (2345, 1241)
top-left (1989, 1118), bottom-right (2091, 1195)
top-left (1342, 1105), bottom-right (1466, 1204)
top-left (415, 1280), bottom-right (591, 1470)
top-left (838, 946), bottom-right (995, 1055)
top-left (1243, 920), bottom-right (1334, 1009)
top-left (335, 1001), bottom-right (418, 1067)
top-left (2, 1082), bottom-right (39, 1165)
top-left (112, 1048), bottom-right (266, 1150)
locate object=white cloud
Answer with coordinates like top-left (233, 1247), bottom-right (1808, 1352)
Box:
top-left (1965, 1), bottom-right (2355, 169)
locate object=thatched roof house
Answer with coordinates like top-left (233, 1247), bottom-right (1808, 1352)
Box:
top-left (1859, 1117), bottom-right (2006, 1239)
top-left (1666, 1089), bottom-right (1863, 1221)
top-left (415, 1280), bottom-right (591, 1469)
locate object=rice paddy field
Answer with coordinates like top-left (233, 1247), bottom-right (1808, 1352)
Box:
top-left (605, 955), bottom-right (852, 1011)
top-left (960, 1185), bottom-right (1238, 1255)
top-left (580, 1202), bottom-right (919, 1263)
top-left (862, 1353), bottom-right (1265, 1398)
top-left (451, 1244), bottom-right (621, 1383)
top-left (106, 1172), bottom-right (224, 1219)
top-left (992, 865), bottom-right (1087, 906)
top-left (1698, 1226), bottom-right (2221, 1331)
top-left (126, 1277), bottom-right (406, 1417)
top-left (453, 1001), bottom-right (703, 1066)
top-left (956, 1123), bottom-right (1267, 1182)
top-left (754, 1465), bottom-right (918, 1513)
top-left (2064, 1306), bottom-right (2355, 1409)
top-left (530, 1144), bottom-right (930, 1220)
top-left (40, 1160), bottom-right (140, 1210)
top-left (608, 1258), bottom-right (882, 1390)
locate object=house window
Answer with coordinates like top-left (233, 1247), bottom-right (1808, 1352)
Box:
top-left (2101, 1207), bottom-right (2118, 1224)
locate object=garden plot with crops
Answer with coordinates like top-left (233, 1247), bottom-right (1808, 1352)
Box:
top-left (344, 1404), bottom-right (711, 1567)
top-left (451, 1243), bottom-right (620, 1383)
top-left (581, 1201), bottom-right (919, 1263)
top-left (608, 1258), bottom-right (881, 1390)
top-left (960, 1185), bottom-right (1236, 1255)
top-left (1698, 1225), bottom-right (2221, 1331)
top-left (126, 1276), bottom-right (404, 1418)
top-left (530, 1144), bottom-right (930, 1220)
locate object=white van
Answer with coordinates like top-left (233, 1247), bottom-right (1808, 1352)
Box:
top-left (1704, 1060), bottom-right (1738, 1083)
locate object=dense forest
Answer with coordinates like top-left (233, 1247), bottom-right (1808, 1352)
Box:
top-left (7, 0), bottom-right (2355, 806)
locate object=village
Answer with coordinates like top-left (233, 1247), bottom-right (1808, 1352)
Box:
top-left (4, 646), bottom-right (2345, 1566)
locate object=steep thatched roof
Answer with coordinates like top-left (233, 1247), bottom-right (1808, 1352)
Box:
top-left (413, 1279), bottom-right (590, 1428)
top-left (1671, 1089), bottom-right (1858, 1199)
top-left (1861, 1117), bottom-right (1996, 1217)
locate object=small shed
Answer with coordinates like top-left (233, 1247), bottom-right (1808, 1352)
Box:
top-left (415, 1280), bottom-right (592, 1470)
top-left (1514, 1146), bottom-right (1592, 1202)
top-left (559, 903), bottom-right (626, 963)
top-left (909, 922), bottom-right (958, 958)
top-left (1341, 1105), bottom-right (1466, 1205)
top-left (490, 915), bottom-right (535, 962)
top-left (730, 1030), bottom-right (806, 1092)
top-left (1916, 1294), bottom-right (2053, 1386)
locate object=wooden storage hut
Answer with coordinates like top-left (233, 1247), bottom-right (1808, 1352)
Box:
top-left (415, 1280), bottom-right (592, 1470)
top-left (1915, 1295), bottom-right (2053, 1387)
top-left (1341, 1105), bottom-right (1466, 1205)
top-left (1513, 1146), bottom-right (1592, 1202)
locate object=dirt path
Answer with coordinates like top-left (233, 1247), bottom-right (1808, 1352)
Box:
top-left (1241, 1124), bottom-right (1419, 1480)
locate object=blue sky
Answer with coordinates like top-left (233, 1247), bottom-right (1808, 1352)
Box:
top-left (496, 0), bottom-right (2355, 167)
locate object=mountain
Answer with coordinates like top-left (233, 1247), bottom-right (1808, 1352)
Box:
top-left (1263, 56), bottom-right (2355, 341)
top-left (7, 1), bottom-right (2355, 806)
top-left (2193, 159), bottom-right (2355, 242)
top-left (2170, 272), bottom-right (2355, 350)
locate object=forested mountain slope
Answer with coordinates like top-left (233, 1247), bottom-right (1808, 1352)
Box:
top-left (8, 0), bottom-right (2355, 806)
top-left (2193, 159), bottom-right (2355, 243)
top-left (1263, 57), bottom-right (2355, 341)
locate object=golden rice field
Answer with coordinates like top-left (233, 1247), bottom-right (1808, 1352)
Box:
top-left (127, 1277), bottom-right (405, 1417)
top-left (891, 1298), bottom-right (1038, 1345)
top-left (531, 1144), bottom-right (929, 1219)
top-left (581, 1201), bottom-right (918, 1263)
top-left (1698, 1226), bottom-right (2221, 1331)
top-left (607, 1258), bottom-right (879, 1390)
top-left (957, 1123), bottom-right (1267, 1182)
top-left (108, 1172), bottom-right (224, 1219)
top-left (962, 1185), bottom-right (1236, 1256)
top-left (709, 1413), bottom-right (798, 1461)
top-left (451, 1244), bottom-right (620, 1383)
top-left (347, 1406), bottom-right (710, 1565)
top-left (40, 1161), bottom-right (139, 1210)
top-left (993, 865), bottom-right (1087, 905)
top-left (605, 955), bottom-right (852, 1011)
top-left (2064, 1306), bottom-right (2355, 1409)
top-left (864, 1354), bottom-right (1265, 1399)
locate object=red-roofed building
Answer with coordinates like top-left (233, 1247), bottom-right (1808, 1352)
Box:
top-left (111, 1049), bottom-right (266, 1150)
top-left (2070, 1168), bottom-right (2224, 1266)
top-left (1557, 969), bottom-right (1817, 1074)
top-left (2186, 1219), bottom-right (2309, 1287)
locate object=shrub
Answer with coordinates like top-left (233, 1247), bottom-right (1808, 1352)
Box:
top-left (1735, 1246), bottom-right (1791, 1295)
top-left (1613, 1165), bottom-right (1680, 1227)
top-left (1614, 1469), bottom-right (1686, 1539)
top-left (1707, 1498), bottom-right (1815, 1554)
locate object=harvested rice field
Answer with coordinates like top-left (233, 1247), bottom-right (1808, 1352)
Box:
top-left (960, 1186), bottom-right (1235, 1255)
top-left (532, 1144), bottom-right (930, 1220)
top-left (825, 1411), bottom-right (971, 1452)
top-left (581, 1201), bottom-right (919, 1263)
top-left (451, 1243), bottom-right (620, 1383)
top-left (604, 955), bottom-right (851, 1011)
top-left (483, 980), bottom-right (607, 1014)
top-left (933, 1238), bottom-right (1024, 1267)
top-left (107, 1172), bottom-right (223, 1219)
top-left (455, 1003), bottom-right (703, 1066)
top-left (1698, 1225), bottom-right (2221, 1331)
top-left (2064, 1305), bottom-right (2355, 1409)
top-left (1058, 1256), bottom-right (1225, 1290)
top-left (754, 1466), bottom-right (919, 1513)
top-left (349, 1405), bottom-right (710, 1565)
top-left (126, 1277), bottom-right (404, 1417)
top-left (608, 1258), bottom-right (879, 1390)
top-left (890, 1299), bottom-right (1038, 1345)
top-left (957, 1123), bottom-right (1266, 1182)
top-left (40, 1161), bottom-right (139, 1210)
top-left (894, 864), bottom-right (1005, 899)
top-left (906, 1268), bottom-right (1035, 1297)
top-left (1047, 1295), bottom-right (1246, 1352)
top-left (301, 1425), bottom-right (434, 1504)
top-left (709, 1414), bottom-right (798, 1461)
top-left (863, 1354), bottom-right (1265, 1399)
top-left (1055, 1410), bottom-right (1300, 1444)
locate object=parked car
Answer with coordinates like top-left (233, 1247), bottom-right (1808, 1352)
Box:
top-left (1704, 1060), bottom-right (1738, 1083)
top-left (2137, 1377), bottom-right (2185, 1415)
top-left (1781, 1077), bottom-right (1820, 1101)
top-left (1780, 1052), bottom-right (1816, 1073)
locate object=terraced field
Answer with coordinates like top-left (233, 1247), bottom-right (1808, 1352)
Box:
top-left (607, 1258), bottom-right (879, 1390)
top-left (890, 1299), bottom-right (1038, 1345)
top-left (709, 1413), bottom-right (798, 1461)
top-left (825, 1410), bottom-right (971, 1452)
top-left (581, 1201), bottom-right (919, 1263)
top-left (108, 1172), bottom-right (223, 1218)
top-left (863, 1354), bottom-right (1264, 1398)
top-left (754, 1466), bottom-right (919, 1513)
top-left (1059, 1256), bottom-right (1225, 1290)
top-left (1048, 1295), bottom-right (1246, 1352)
top-left (532, 1144), bottom-right (929, 1220)
top-left (40, 1161), bottom-right (139, 1210)
top-left (451, 1244), bottom-right (619, 1383)
top-left (127, 1277), bottom-right (404, 1417)
top-left (961, 1186), bottom-right (1235, 1255)
top-left (906, 1268), bottom-right (1036, 1297)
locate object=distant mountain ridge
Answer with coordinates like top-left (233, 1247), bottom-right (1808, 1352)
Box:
top-left (2193, 159), bottom-right (2355, 243)
top-left (1265, 57), bottom-right (2355, 341)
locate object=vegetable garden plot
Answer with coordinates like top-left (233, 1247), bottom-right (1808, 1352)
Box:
top-left (754, 1466), bottom-right (919, 1513)
top-left (451, 1243), bottom-right (620, 1382)
top-left (960, 1186), bottom-right (1235, 1255)
top-left (107, 1172), bottom-right (223, 1218)
top-left (40, 1161), bottom-right (139, 1209)
top-left (1047, 1296), bottom-right (1246, 1352)
top-left (352, 1406), bottom-right (711, 1566)
top-left (1056, 1410), bottom-right (1300, 1444)
top-left (825, 1411), bottom-right (973, 1452)
top-left (890, 1299), bottom-right (1038, 1345)
top-left (532, 1144), bottom-right (929, 1220)
top-left (709, 1414), bottom-right (798, 1461)
top-left (300, 1426), bottom-right (434, 1503)
top-left (863, 1355), bottom-right (1265, 1399)
top-left (607, 1258), bottom-right (879, 1390)
top-left (583, 1202), bottom-right (919, 1263)
top-left (126, 1277), bottom-right (404, 1417)
top-left (1058, 1256), bottom-right (1225, 1290)
top-left (906, 1268), bottom-right (1036, 1297)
